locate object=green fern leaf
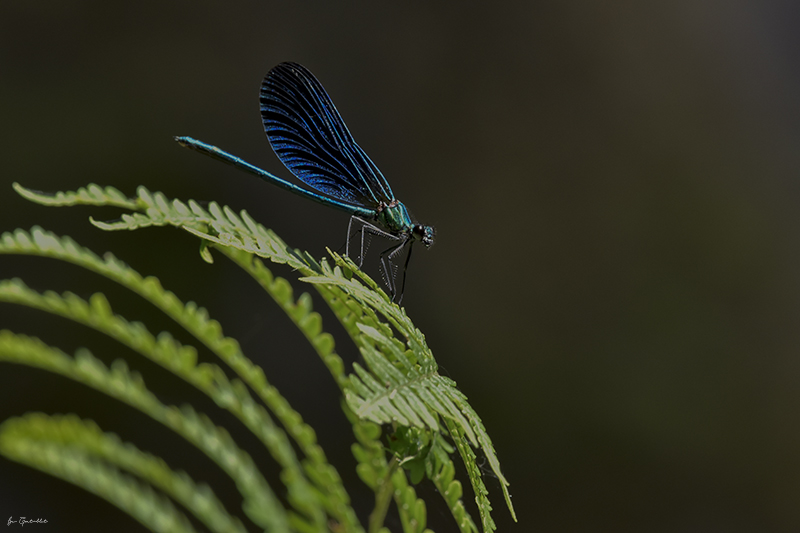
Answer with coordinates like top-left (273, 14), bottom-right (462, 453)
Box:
top-left (0, 230), bottom-right (362, 532)
top-left (1, 435), bottom-right (197, 532)
top-left (0, 330), bottom-right (290, 532)
top-left (0, 277), bottom-right (330, 529)
top-left (12, 181), bottom-right (138, 209)
top-left (0, 413), bottom-right (248, 533)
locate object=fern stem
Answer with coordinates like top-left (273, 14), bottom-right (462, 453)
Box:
top-left (368, 456), bottom-right (399, 533)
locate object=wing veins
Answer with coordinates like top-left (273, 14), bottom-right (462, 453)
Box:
top-left (260, 62), bottom-right (395, 208)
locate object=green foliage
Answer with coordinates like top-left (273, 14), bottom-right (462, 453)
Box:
top-left (0, 182), bottom-right (516, 532)
top-left (1, 420), bottom-right (198, 533)
top-left (0, 330), bottom-right (289, 531)
top-left (0, 413), bottom-right (247, 533)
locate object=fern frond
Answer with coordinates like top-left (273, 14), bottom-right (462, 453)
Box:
top-left (1, 428), bottom-right (197, 532)
top-left (12, 183), bottom-right (516, 529)
top-left (217, 242), bottom-right (456, 533)
top-left (0, 413), bottom-right (247, 533)
top-left (389, 428), bottom-right (478, 533)
top-left (313, 257), bottom-right (514, 530)
top-left (0, 227), bottom-right (361, 532)
top-left (0, 330), bottom-right (290, 532)
top-left (444, 418), bottom-right (497, 533)
top-left (321, 254), bottom-right (516, 529)
top-left (389, 467), bottom-right (431, 533)
top-left (347, 411), bottom-right (430, 533)
top-left (12, 182), bottom-right (139, 210)
top-left (429, 448), bottom-right (479, 533)
top-left (0, 277), bottom-right (332, 530)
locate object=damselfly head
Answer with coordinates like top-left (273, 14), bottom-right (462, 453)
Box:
top-left (414, 224), bottom-right (436, 248)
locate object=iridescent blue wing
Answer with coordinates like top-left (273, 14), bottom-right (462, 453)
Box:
top-left (260, 62), bottom-right (395, 208)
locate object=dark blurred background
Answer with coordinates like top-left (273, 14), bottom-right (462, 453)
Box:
top-left (2, 1), bottom-right (800, 531)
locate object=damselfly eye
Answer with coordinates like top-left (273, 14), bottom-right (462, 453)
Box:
top-left (414, 225), bottom-right (435, 248)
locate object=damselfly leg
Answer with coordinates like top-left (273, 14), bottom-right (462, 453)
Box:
top-left (379, 238), bottom-right (413, 303)
top-left (346, 216), bottom-right (400, 267)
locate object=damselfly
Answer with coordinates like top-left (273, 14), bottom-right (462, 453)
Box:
top-left (176, 62), bottom-right (434, 302)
